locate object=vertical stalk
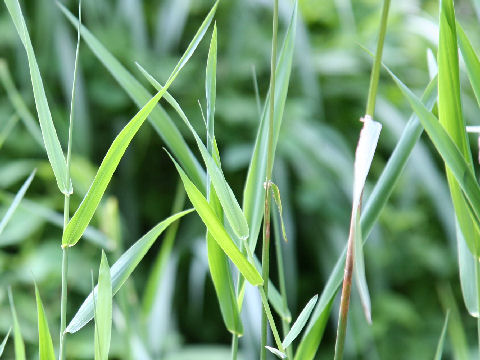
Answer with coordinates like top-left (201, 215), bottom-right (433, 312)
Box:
top-left (273, 211), bottom-right (292, 359)
top-left (231, 331), bottom-right (239, 359)
top-left (334, 0), bottom-right (390, 358)
top-left (261, 0), bottom-right (279, 358)
top-left (365, 0), bottom-right (391, 118)
top-left (475, 252), bottom-right (480, 357)
top-left (59, 3), bottom-right (81, 359)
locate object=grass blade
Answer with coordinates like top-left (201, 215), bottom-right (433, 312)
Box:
top-left (457, 23), bottom-right (480, 110)
top-left (0, 169), bottom-right (35, 236)
top-left (0, 114), bottom-right (19, 149)
top-left (437, 0), bottom-right (480, 257)
top-left (243, 1), bottom-right (297, 250)
top-left (35, 285), bottom-right (55, 360)
top-left (387, 71), bottom-right (480, 242)
top-left (167, 152), bottom-right (263, 286)
top-left (66, 209), bottom-right (192, 333)
top-left (4, 0), bottom-right (70, 195)
top-left (457, 222), bottom-right (479, 316)
top-left (434, 310), bottom-right (450, 360)
top-left (94, 251), bottom-right (112, 360)
top-left (282, 294), bottom-right (318, 348)
top-left (7, 288), bottom-right (25, 360)
top-left (62, 3), bottom-right (216, 247)
top-left (203, 25), bottom-right (243, 335)
top-left (0, 328), bottom-right (11, 357)
top-left (58, 2), bottom-right (206, 191)
top-left (136, 63), bottom-right (249, 241)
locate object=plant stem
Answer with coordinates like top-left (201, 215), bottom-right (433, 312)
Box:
top-left (273, 211), bottom-right (293, 359)
top-left (335, 0), bottom-right (391, 357)
top-left (334, 207), bottom-right (356, 360)
top-left (365, 0), bottom-right (391, 118)
top-left (231, 331), bottom-right (239, 360)
top-left (261, 0), bottom-right (279, 358)
top-left (60, 4), bottom-right (81, 359)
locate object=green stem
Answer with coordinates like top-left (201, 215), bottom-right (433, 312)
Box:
top-left (365, 0), bottom-right (391, 118)
top-left (273, 211), bottom-right (292, 359)
top-left (261, 0), bottom-right (279, 358)
top-left (59, 4), bottom-right (81, 359)
top-left (231, 332), bottom-right (239, 360)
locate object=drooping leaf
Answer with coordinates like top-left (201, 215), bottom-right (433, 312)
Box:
top-left (136, 62), bottom-right (249, 241)
top-left (352, 116), bottom-right (382, 323)
top-left (94, 252), bottom-right (112, 360)
top-left (58, 2), bottom-right (206, 191)
top-left (4, 0), bottom-right (70, 194)
top-left (282, 294), bottom-right (318, 348)
top-left (8, 288), bottom-right (25, 360)
top-left (35, 285), bottom-right (55, 360)
top-left (66, 209), bottom-right (192, 333)
top-left (0, 169), bottom-right (36, 236)
top-left (62, 1), bottom-right (217, 247)
top-left (167, 152), bottom-right (263, 286)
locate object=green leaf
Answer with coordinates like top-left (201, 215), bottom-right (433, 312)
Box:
top-left (0, 328), bottom-right (11, 357)
top-left (4, 0), bottom-right (70, 195)
top-left (167, 152), bottom-right (263, 286)
top-left (457, 221), bottom-right (479, 316)
top-left (243, 1), bottom-right (297, 250)
top-left (0, 169), bottom-right (35, 236)
top-left (66, 209), bottom-right (192, 333)
top-left (7, 288), bottom-right (25, 360)
top-left (58, 2), bottom-right (206, 192)
top-left (294, 298), bottom-right (333, 360)
top-left (282, 294), bottom-right (318, 348)
top-left (387, 71), bottom-right (480, 246)
top-left (457, 22), bottom-right (480, 114)
top-left (62, 2), bottom-right (216, 247)
top-left (438, 0), bottom-right (480, 259)
top-left (136, 63), bottom-right (249, 241)
top-left (434, 310), bottom-right (450, 360)
top-left (202, 25), bottom-right (243, 336)
top-left (94, 251), bottom-right (112, 360)
top-left (35, 285), bottom-right (55, 360)
top-left (0, 114), bottom-right (19, 149)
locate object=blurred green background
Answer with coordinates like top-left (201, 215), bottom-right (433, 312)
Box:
top-left (1, 0), bottom-right (480, 358)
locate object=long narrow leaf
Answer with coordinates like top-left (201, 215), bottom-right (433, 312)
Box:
top-left (0, 169), bottom-right (35, 236)
top-left (35, 285), bottom-right (55, 360)
top-left (457, 23), bottom-right (480, 106)
top-left (168, 153), bottom-right (263, 286)
top-left (438, 0), bottom-right (480, 259)
top-left (66, 209), bottom-right (192, 333)
top-left (0, 328), bottom-right (11, 357)
top-left (94, 252), bottom-right (112, 360)
top-left (136, 63), bottom-right (249, 241)
top-left (282, 294), bottom-right (318, 348)
top-left (62, 2), bottom-right (217, 247)
top-left (203, 26), bottom-right (243, 335)
top-left (58, 2), bottom-right (206, 191)
top-left (4, 0), bottom-right (70, 194)
top-left (434, 310), bottom-right (450, 360)
top-left (7, 288), bottom-right (25, 360)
